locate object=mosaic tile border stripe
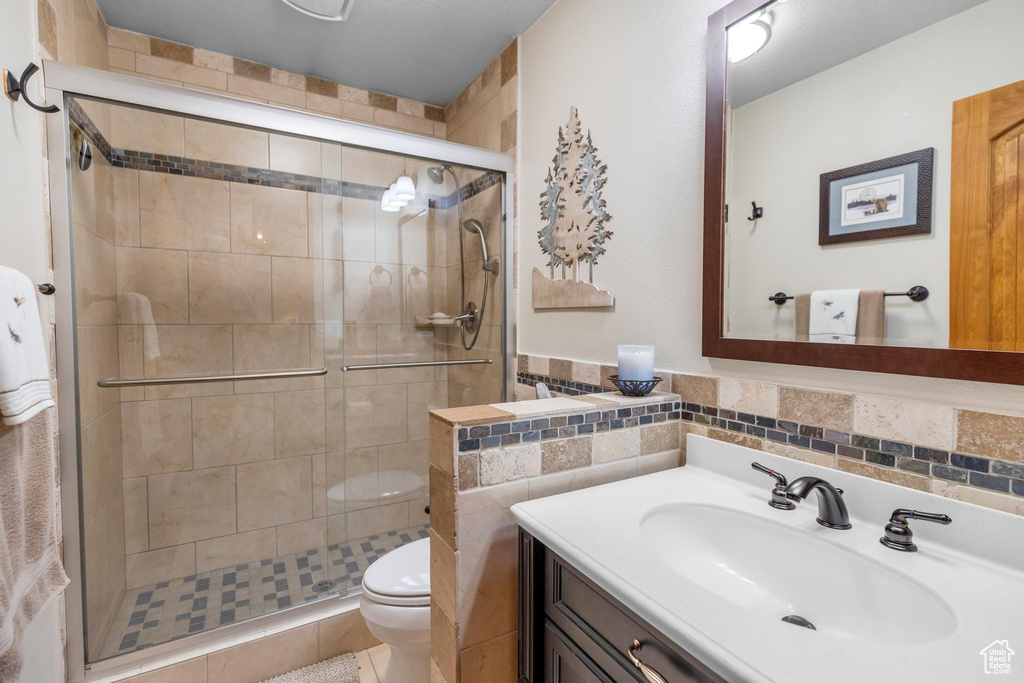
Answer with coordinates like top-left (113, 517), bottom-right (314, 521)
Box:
top-left (457, 400), bottom-right (683, 453)
top-left (516, 371), bottom-right (608, 397)
top-left (682, 404), bottom-right (1024, 498)
top-left (67, 99), bottom-right (500, 209)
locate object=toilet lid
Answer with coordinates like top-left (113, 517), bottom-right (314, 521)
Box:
top-left (362, 538), bottom-right (430, 600)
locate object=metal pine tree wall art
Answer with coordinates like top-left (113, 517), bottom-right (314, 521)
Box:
top-left (533, 107), bottom-right (615, 309)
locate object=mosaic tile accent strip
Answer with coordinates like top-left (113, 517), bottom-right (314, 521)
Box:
top-left (98, 524), bottom-right (429, 661)
top-left (456, 400), bottom-right (682, 453)
top-left (67, 99), bottom-right (500, 209)
top-left (681, 404), bottom-right (1024, 498)
top-left (516, 371), bottom-right (608, 397)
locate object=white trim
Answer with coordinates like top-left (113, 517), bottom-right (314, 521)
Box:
top-left (45, 61), bottom-right (515, 681)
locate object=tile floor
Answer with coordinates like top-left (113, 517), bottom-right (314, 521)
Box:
top-left (99, 524), bottom-right (429, 660)
top-left (355, 644), bottom-right (391, 683)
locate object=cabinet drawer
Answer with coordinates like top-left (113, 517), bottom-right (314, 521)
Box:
top-left (543, 545), bottom-right (722, 683)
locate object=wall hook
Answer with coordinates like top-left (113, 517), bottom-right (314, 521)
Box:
top-left (3, 63), bottom-right (60, 113)
top-left (747, 201), bottom-right (763, 221)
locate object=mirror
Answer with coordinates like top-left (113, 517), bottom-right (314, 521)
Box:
top-left (719, 0), bottom-right (1024, 352)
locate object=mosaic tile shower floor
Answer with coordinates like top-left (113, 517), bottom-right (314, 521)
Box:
top-left (98, 524), bottom-right (430, 660)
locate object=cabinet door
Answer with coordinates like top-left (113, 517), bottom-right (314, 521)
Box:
top-left (543, 623), bottom-right (621, 683)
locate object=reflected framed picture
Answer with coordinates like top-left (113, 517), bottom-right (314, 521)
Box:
top-left (819, 148), bottom-right (933, 245)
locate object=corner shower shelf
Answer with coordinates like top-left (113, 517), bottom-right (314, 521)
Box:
top-left (415, 316), bottom-right (456, 327)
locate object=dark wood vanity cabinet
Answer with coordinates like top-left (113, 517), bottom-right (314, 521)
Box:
top-left (519, 530), bottom-right (724, 683)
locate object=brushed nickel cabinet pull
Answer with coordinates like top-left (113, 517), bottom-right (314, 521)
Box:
top-left (627, 640), bottom-right (667, 683)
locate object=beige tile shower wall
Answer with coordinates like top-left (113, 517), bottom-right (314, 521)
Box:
top-left (105, 28), bottom-right (447, 139)
top-left (107, 114), bottom-right (448, 587)
top-left (444, 39), bottom-right (518, 393)
top-left (426, 395), bottom-right (682, 683)
top-left (445, 40), bottom-right (518, 155)
top-left (72, 101), bottom-right (126, 657)
top-left (444, 181), bottom-right (505, 409)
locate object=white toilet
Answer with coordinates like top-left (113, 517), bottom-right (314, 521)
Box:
top-left (359, 537), bottom-right (431, 683)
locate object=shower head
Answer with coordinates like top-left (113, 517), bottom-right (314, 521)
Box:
top-left (463, 218), bottom-right (484, 234)
top-left (427, 165), bottom-right (448, 184)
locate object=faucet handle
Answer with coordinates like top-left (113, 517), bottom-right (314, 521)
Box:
top-left (751, 462), bottom-right (795, 510)
top-left (752, 461), bottom-right (787, 486)
top-left (880, 508), bottom-right (952, 552)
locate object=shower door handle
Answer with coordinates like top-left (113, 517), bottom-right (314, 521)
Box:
top-left (342, 359), bottom-right (492, 372)
top-left (97, 367), bottom-right (328, 387)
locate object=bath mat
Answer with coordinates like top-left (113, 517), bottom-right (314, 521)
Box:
top-left (261, 652), bottom-right (361, 683)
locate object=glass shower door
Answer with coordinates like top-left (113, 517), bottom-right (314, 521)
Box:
top-left (68, 95), bottom-right (504, 664)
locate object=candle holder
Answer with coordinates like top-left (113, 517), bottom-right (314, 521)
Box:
top-left (609, 375), bottom-right (663, 397)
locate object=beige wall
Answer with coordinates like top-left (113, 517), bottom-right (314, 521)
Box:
top-left (726, 0), bottom-right (1024, 347)
top-left (516, 0), bottom-right (1024, 413)
top-left (104, 28), bottom-right (447, 139)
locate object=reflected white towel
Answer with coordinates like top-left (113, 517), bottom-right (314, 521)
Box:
top-left (809, 289), bottom-right (860, 344)
top-left (123, 292), bottom-right (161, 360)
top-left (0, 268), bottom-right (55, 426)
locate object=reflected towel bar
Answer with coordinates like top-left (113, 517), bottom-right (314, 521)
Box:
top-left (97, 367), bottom-right (328, 388)
top-left (342, 359), bottom-right (493, 372)
top-left (769, 286), bottom-right (929, 306)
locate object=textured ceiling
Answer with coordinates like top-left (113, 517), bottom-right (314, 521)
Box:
top-left (95, 0), bottom-right (555, 106)
top-left (729, 0), bottom-right (990, 107)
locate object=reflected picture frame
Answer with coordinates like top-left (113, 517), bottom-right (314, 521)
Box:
top-left (818, 147), bottom-right (934, 245)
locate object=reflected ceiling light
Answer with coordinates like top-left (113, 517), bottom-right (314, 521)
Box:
top-left (728, 12), bottom-right (772, 64)
top-left (381, 189), bottom-right (400, 212)
top-left (279, 0), bottom-right (355, 21)
top-left (393, 175), bottom-right (416, 201)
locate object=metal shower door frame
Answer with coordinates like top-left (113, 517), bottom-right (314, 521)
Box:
top-left (42, 60), bottom-right (516, 681)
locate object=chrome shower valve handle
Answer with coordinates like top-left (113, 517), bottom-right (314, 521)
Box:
top-left (751, 462), bottom-right (795, 510)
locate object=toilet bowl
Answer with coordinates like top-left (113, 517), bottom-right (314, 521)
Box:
top-left (359, 537), bottom-right (430, 683)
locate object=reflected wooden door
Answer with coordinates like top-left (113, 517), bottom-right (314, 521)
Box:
top-left (951, 79), bottom-right (1024, 350)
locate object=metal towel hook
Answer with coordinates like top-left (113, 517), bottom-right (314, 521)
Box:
top-left (747, 201), bottom-right (764, 221)
top-left (3, 63), bottom-right (60, 113)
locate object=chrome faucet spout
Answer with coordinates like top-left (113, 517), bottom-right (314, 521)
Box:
top-left (783, 476), bottom-right (851, 529)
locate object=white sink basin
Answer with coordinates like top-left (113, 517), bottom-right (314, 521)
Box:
top-left (640, 503), bottom-right (957, 644)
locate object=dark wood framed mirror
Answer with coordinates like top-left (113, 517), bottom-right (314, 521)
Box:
top-left (702, 0), bottom-right (1024, 385)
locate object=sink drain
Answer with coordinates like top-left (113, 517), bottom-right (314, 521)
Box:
top-left (311, 579), bottom-right (339, 594)
top-left (781, 615), bottom-right (816, 630)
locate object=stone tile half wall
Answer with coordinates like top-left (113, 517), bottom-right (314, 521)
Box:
top-left (426, 392), bottom-right (683, 683)
top-left (517, 354), bottom-right (1024, 517)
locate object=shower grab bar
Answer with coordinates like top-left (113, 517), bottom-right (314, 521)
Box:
top-left (342, 359), bottom-right (492, 372)
top-left (96, 367), bottom-right (328, 388)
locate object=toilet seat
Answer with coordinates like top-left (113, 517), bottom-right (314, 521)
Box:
top-left (362, 583), bottom-right (430, 607)
top-left (361, 537), bottom-right (430, 607)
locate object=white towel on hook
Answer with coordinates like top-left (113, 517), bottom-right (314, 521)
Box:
top-left (0, 267), bottom-right (55, 426)
top-left (809, 289), bottom-right (860, 344)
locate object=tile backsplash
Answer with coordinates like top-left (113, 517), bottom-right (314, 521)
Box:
top-left (517, 354), bottom-right (1024, 516)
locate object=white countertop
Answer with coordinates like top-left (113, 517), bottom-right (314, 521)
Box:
top-left (510, 435), bottom-right (1024, 683)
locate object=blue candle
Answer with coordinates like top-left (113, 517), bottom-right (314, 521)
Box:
top-left (617, 345), bottom-right (655, 381)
